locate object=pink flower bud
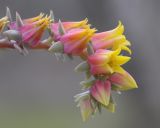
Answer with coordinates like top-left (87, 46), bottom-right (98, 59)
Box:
top-left (91, 80), bottom-right (111, 106)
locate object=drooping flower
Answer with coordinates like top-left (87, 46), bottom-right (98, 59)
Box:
top-left (9, 13), bottom-right (44, 30)
top-left (51, 18), bottom-right (89, 41)
top-left (60, 28), bottom-right (96, 55)
top-left (0, 16), bottom-right (8, 32)
top-left (49, 28), bottom-right (96, 55)
top-left (109, 71), bottom-right (138, 91)
top-left (9, 13), bottom-right (51, 46)
top-left (91, 21), bottom-right (131, 54)
top-left (87, 48), bottom-right (130, 75)
top-left (90, 80), bottom-right (111, 106)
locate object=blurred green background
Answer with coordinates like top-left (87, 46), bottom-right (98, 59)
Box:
top-left (0, 0), bottom-right (159, 128)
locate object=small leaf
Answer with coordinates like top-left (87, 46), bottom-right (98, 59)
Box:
top-left (74, 61), bottom-right (89, 72)
top-left (48, 41), bottom-right (64, 53)
top-left (6, 7), bottom-right (12, 22)
top-left (58, 20), bottom-right (66, 35)
top-left (16, 12), bottom-right (24, 27)
top-left (87, 42), bottom-right (94, 55)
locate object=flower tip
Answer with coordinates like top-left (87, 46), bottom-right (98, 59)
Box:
top-left (114, 20), bottom-right (124, 34)
top-left (83, 18), bottom-right (88, 24)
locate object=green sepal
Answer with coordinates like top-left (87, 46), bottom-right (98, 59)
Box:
top-left (74, 61), bottom-right (89, 72)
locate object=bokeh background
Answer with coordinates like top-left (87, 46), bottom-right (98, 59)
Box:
top-left (0, 0), bottom-right (159, 128)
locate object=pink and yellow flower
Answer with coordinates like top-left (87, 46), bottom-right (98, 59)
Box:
top-left (9, 14), bottom-right (51, 46)
top-left (9, 13), bottom-right (44, 30)
top-left (87, 48), bottom-right (130, 75)
top-left (91, 21), bottom-right (131, 54)
top-left (59, 28), bottom-right (96, 55)
top-left (51, 18), bottom-right (89, 41)
top-left (90, 80), bottom-right (111, 106)
top-left (109, 71), bottom-right (138, 91)
top-left (0, 16), bottom-right (8, 32)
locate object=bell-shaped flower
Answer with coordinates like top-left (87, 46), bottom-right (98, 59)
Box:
top-left (91, 21), bottom-right (131, 54)
top-left (109, 71), bottom-right (138, 91)
top-left (9, 13), bottom-right (51, 46)
top-left (60, 28), bottom-right (95, 55)
top-left (0, 16), bottom-right (8, 32)
top-left (87, 48), bottom-right (130, 75)
top-left (51, 18), bottom-right (89, 41)
top-left (9, 13), bottom-right (44, 30)
top-left (90, 80), bottom-right (111, 106)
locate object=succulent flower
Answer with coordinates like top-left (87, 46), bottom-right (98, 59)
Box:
top-left (60, 28), bottom-right (96, 55)
top-left (90, 80), bottom-right (111, 106)
top-left (9, 13), bottom-right (45, 29)
top-left (91, 21), bottom-right (131, 54)
top-left (109, 71), bottom-right (138, 91)
top-left (9, 13), bottom-right (51, 46)
top-left (87, 48), bottom-right (130, 75)
top-left (0, 16), bottom-right (8, 32)
top-left (49, 28), bottom-right (96, 55)
top-left (51, 18), bottom-right (89, 41)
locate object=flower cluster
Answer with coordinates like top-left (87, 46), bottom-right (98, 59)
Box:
top-left (0, 7), bottom-right (138, 122)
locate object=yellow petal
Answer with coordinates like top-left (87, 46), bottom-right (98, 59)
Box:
top-left (114, 56), bottom-right (131, 65)
top-left (121, 46), bottom-right (132, 54)
top-left (112, 66), bottom-right (126, 74)
top-left (112, 48), bottom-right (121, 56)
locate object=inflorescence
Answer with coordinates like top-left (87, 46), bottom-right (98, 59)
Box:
top-left (0, 7), bottom-right (138, 122)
